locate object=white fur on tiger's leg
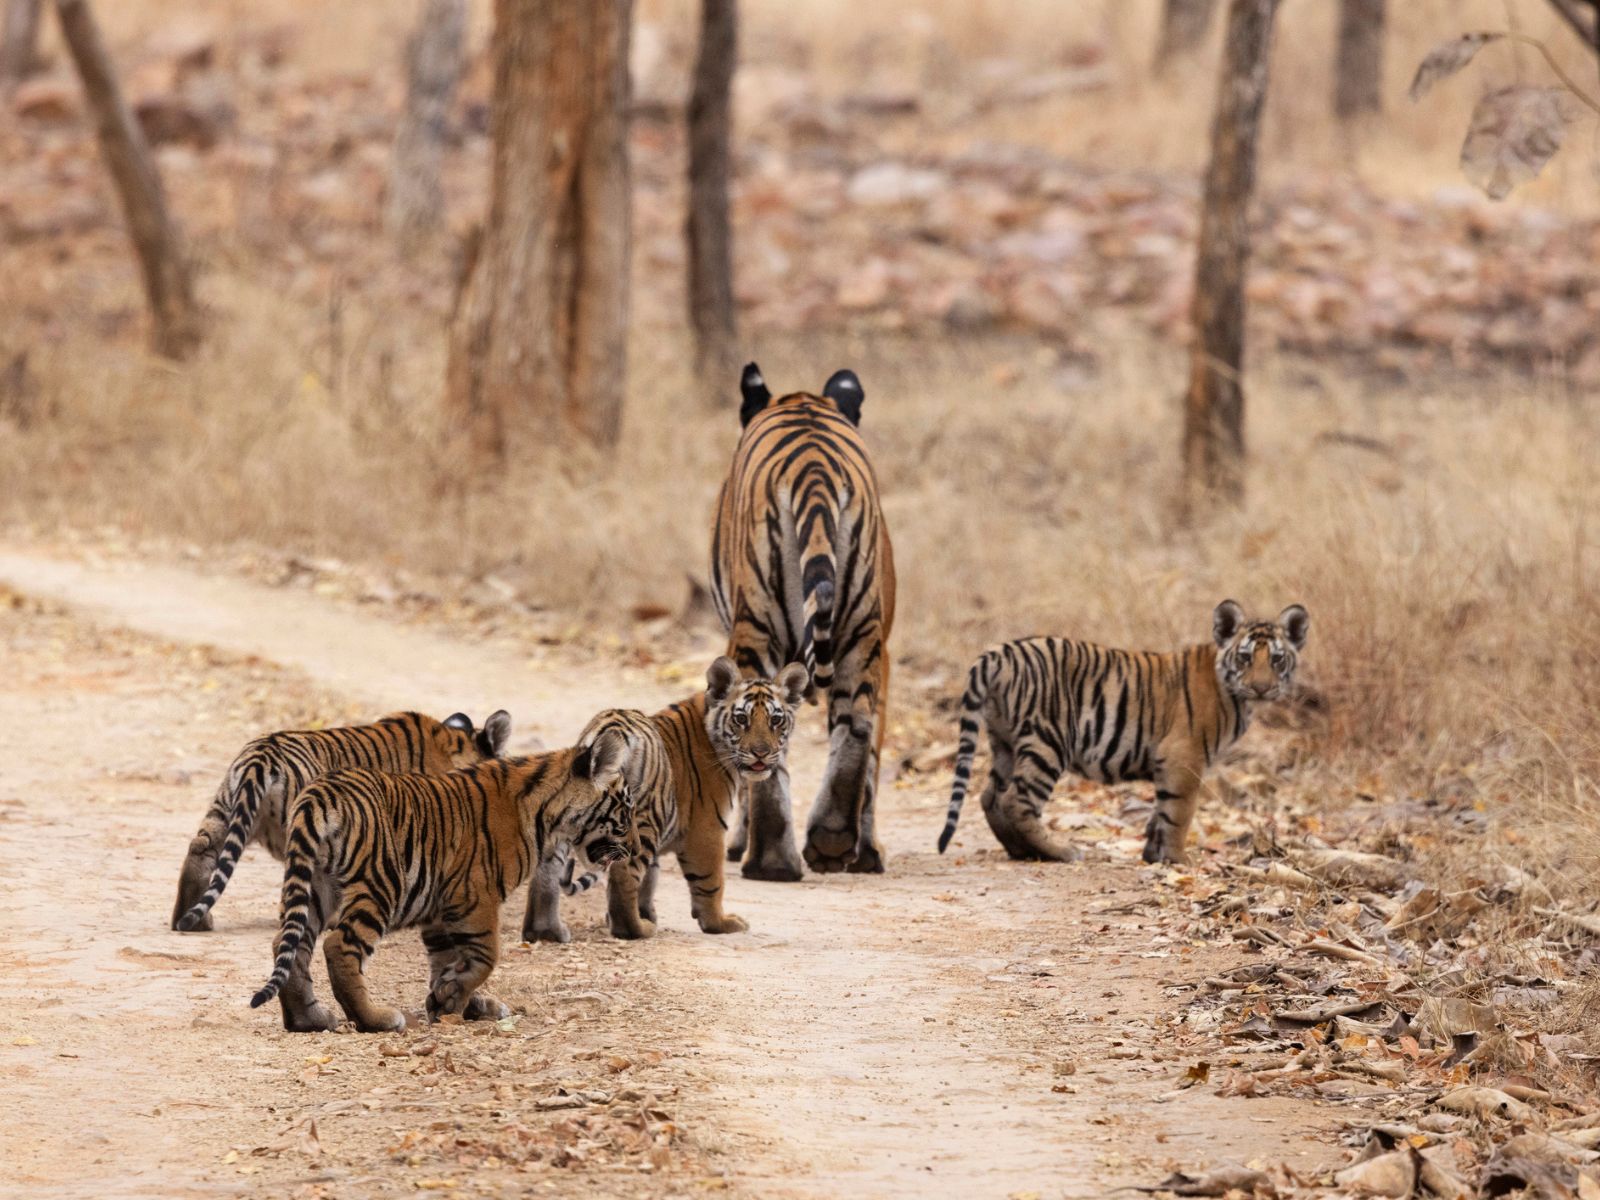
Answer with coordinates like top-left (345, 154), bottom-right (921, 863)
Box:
top-left (520, 853), bottom-right (572, 944)
top-left (741, 764), bottom-right (805, 882)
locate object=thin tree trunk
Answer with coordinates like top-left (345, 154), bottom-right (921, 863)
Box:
top-left (0, 0), bottom-right (42, 87)
top-left (56, 0), bottom-right (201, 359)
top-left (1334, 0), bottom-right (1384, 118)
top-left (387, 0), bottom-right (466, 245)
top-left (1155, 0), bottom-right (1217, 71)
top-left (686, 0), bottom-right (737, 382)
top-left (1181, 0), bottom-right (1279, 513)
top-left (446, 0), bottom-right (632, 456)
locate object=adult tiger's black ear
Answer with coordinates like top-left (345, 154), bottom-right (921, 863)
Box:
top-left (739, 362), bottom-right (772, 428)
top-left (478, 709), bottom-right (512, 757)
top-left (706, 655), bottom-right (740, 705)
top-left (822, 369), bottom-right (863, 426)
top-left (1212, 599), bottom-right (1246, 647)
top-left (1278, 604), bottom-right (1310, 651)
top-left (443, 712), bottom-right (474, 734)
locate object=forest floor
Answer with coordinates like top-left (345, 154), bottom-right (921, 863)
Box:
top-left (0, 541), bottom-right (1357, 1199)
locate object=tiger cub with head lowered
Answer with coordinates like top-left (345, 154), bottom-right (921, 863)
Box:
top-left (523, 657), bottom-right (809, 943)
top-left (173, 710), bottom-right (511, 932)
top-left (938, 601), bottom-right (1309, 865)
top-left (250, 727), bottom-right (634, 1033)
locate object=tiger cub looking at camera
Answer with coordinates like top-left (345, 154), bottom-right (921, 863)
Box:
top-left (524, 657), bottom-right (809, 943)
top-left (250, 728), bottom-right (634, 1033)
top-left (938, 601), bottom-right (1309, 865)
top-left (173, 710), bottom-right (511, 932)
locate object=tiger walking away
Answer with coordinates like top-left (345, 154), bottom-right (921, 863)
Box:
top-left (938, 601), bottom-right (1310, 864)
top-left (524, 657), bottom-right (809, 943)
top-left (711, 362), bottom-right (896, 879)
top-left (250, 728), bottom-right (634, 1033)
top-left (172, 709), bottom-right (511, 932)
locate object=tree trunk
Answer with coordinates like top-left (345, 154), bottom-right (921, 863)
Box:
top-left (685, 0), bottom-right (737, 382)
top-left (0, 0), bottom-right (43, 88)
top-left (1334, 0), bottom-right (1384, 118)
top-left (56, 0), bottom-right (201, 359)
top-left (387, 0), bottom-right (466, 245)
top-left (446, 0), bottom-right (632, 456)
top-left (1155, 0), bottom-right (1217, 71)
top-left (1181, 0), bottom-right (1279, 513)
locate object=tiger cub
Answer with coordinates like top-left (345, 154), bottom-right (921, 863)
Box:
top-left (250, 729), bottom-right (633, 1033)
top-left (938, 601), bottom-right (1309, 865)
top-left (173, 710), bottom-right (511, 931)
top-left (523, 657), bottom-right (809, 943)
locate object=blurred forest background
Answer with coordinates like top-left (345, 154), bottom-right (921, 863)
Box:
top-left (1, 0), bottom-right (1598, 893)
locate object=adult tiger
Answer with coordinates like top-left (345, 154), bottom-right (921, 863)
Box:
top-left (173, 709), bottom-right (511, 932)
top-left (937, 601), bottom-right (1309, 864)
top-left (249, 727), bottom-right (633, 1033)
top-left (523, 657), bottom-right (809, 941)
top-left (710, 362), bottom-right (896, 878)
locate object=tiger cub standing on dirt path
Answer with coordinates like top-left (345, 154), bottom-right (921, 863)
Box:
top-left (173, 710), bottom-right (511, 932)
top-left (250, 728), bottom-right (634, 1033)
top-left (711, 362), bottom-right (896, 880)
top-left (938, 601), bottom-right (1310, 865)
top-left (523, 657), bottom-right (810, 944)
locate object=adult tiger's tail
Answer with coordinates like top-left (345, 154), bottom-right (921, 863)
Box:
top-left (250, 793), bottom-right (333, 1009)
top-left (796, 497), bottom-right (838, 701)
top-left (937, 651), bottom-right (996, 853)
top-left (177, 756), bottom-right (271, 932)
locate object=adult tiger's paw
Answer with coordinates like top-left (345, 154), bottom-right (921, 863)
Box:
top-left (802, 825), bottom-right (858, 874)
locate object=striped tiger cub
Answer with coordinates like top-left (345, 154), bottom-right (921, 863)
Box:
top-left (249, 728), bottom-right (634, 1033)
top-left (173, 710), bottom-right (511, 932)
top-left (711, 362), bottom-right (896, 880)
top-left (938, 601), bottom-right (1310, 865)
top-left (522, 657), bottom-right (809, 944)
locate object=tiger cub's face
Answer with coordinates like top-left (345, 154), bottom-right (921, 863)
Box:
top-left (1212, 600), bottom-right (1310, 702)
top-left (435, 709), bottom-right (513, 768)
top-left (704, 657), bottom-right (809, 781)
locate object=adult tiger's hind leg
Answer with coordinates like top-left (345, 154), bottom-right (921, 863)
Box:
top-left (847, 650), bottom-right (891, 874)
top-left (724, 787), bottom-right (747, 863)
top-left (805, 642), bottom-right (886, 873)
top-left (323, 893), bottom-right (405, 1033)
top-left (989, 730), bottom-right (1081, 862)
top-left (741, 763), bottom-right (806, 882)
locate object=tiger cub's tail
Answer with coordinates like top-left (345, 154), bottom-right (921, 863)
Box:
top-left (937, 652), bottom-right (996, 853)
top-left (177, 756), bottom-right (271, 931)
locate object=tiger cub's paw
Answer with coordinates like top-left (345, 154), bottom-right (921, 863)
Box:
top-left (700, 913), bottom-right (748, 935)
top-left (356, 1005), bottom-right (408, 1033)
top-left (463, 993), bottom-right (511, 1021)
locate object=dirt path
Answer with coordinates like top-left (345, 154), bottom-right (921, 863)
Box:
top-left (0, 547), bottom-right (1344, 1198)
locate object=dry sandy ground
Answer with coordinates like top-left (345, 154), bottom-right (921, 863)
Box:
top-left (0, 546), bottom-right (1345, 1198)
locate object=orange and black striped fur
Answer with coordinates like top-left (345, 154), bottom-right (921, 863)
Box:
top-left (524, 658), bottom-right (809, 943)
top-left (173, 710), bottom-right (511, 932)
top-left (249, 730), bottom-right (632, 1033)
top-left (710, 363), bottom-right (896, 879)
top-left (938, 602), bottom-right (1309, 865)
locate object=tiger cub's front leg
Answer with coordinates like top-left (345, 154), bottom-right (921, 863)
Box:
top-left (682, 812), bottom-right (747, 934)
top-left (423, 927), bottom-right (509, 1020)
top-left (1143, 754), bottom-right (1204, 865)
top-left (606, 856), bottom-right (657, 940)
top-left (425, 911), bottom-right (501, 1022)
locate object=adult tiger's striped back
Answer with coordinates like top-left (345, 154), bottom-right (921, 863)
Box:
top-left (250, 731), bottom-right (633, 1033)
top-left (523, 658), bottom-right (808, 943)
top-left (938, 601), bottom-right (1310, 864)
top-left (172, 709), bottom-right (511, 931)
top-left (710, 363), bottom-right (896, 880)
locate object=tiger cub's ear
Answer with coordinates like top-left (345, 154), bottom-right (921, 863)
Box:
top-left (583, 728), bottom-right (629, 792)
top-left (822, 369), bottom-right (863, 426)
top-left (1212, 599), bottom-right (1246, 647)
top-left (739, 362), bottom-right (772, 427)
top-left (776, 662), bottom-right (810, 707)
top-left (706, 656), bottom-right (740, 705)
top-left (478, 710), bottom-right (512, 757)
top-left (1278, 605), bottom-right (1310, 650)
